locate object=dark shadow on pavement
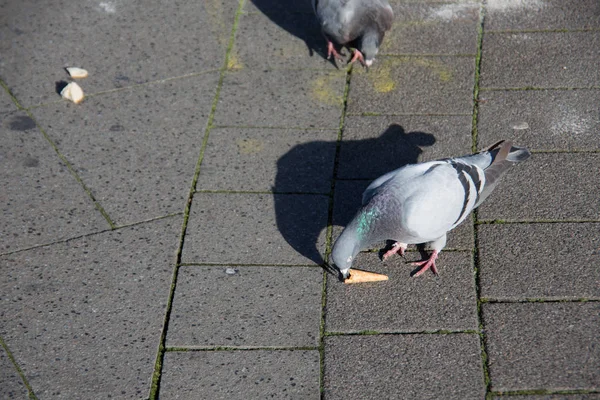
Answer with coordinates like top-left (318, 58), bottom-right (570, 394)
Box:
top-left (249, 0), bottom-right (335, 65)
top-left (274, 123), bottom-right (436, 269)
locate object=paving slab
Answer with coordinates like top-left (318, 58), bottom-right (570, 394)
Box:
top-left (339, 115), bottom-right (472, 179)
top-left (0, 345), bottom-right (28, 400)
top-left (485, 0), bottom-right (600, 31)
top-left (167, 266), bottom-right (322, 347)
top-left (332, 180), bottom-right (474, 252)
top-left (197, 127), bottom-right (337, 193)
top-left (30, 73), bottom-right (219, 226)
top-left (383, 2), bottom-right (480, 55)
top-left (0, 0), bottom-right (237, 107)
top-left (213, 69), bottom-right (346, 128)
top-left (182, 193), bottom-right (328, 265)
top-left (347, 56), bottom-right (475, 115)
top-left (483, 303), bottom-right (600, 391)
top-left (231, 11), bottom-right (329, 69)
top-left (480, 32), bottom-right (600, 88)
top-left (159, 350), bottom-right (320, 399)
top-left (477, 89), bottom-right (600, 151)
top-left (1, 111), bottom-right (108, 253)
top-left (495, 395), bottom-right (600, 400)
top-left (0, 216), bottom-right (180, 399)
top-left (479, 223), bottom-right (600, 300)
top-left (323, 334), bottom-right (485, 399)
top-left (326, 250), bottom-right (478, 333)
top-left (477, 153), bottom-right (600, 221)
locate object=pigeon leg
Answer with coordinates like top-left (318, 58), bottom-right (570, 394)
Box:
top-left (383, 242), bottom-right (407, 260)
top-left (349, 49), bottom-right (366, 66)
top-left (326, 40), bottom-right (344, 61)
top-left (412, 250), bottom-right (439, 277)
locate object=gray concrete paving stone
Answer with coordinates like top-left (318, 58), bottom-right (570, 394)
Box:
top-left (332, 180), bottom-right (473, 251)
top-left (477, 89), bottom-right (600, 151)
top-left (495, 395), bottom-right (600, 400)
top-left (232, 11), bottom-right (329, 70)
top-left (477, 153), bottom-right (600, 221)
top-left (213, 69), bottom-right (346, 128)
top-left (326, 250), bottom-right (478, 333)
top-left (159, 350), bottom-right (320, 399)
top-left (483, 302), bottom-right (600, 391)
top-left (0, 0), bottom-right (237, 107)
top-left (166, 266), bottom-right (322, 347)
top-left (479, 223), bottom-right (600, 300)
top-left (30, 73), bottom-right (220, 226)
top-left (197, 127), bottom-right (337, 193)
top-left (485, 0), bottom-right (600, 31)
top-left (384, 2), bottom-right (480, 55)
top-left (0, 216), bottom-right (180, 399)
top-left (480, 32), bottom-right (600, 88)
top-left (347, 56), bottom-right (475, 115)
top-left (1, 111), bottom-right (108, 254)
top-left (324, 334), bottom-right (485, 399)
top-left (338, 115), bottom-right (472, 179)
top-left (182, 193), bottom-right (328, 265)
top-left (0, 345), bottom-right (28, 399)
top-left (243, 0), bottom-right (314, 14)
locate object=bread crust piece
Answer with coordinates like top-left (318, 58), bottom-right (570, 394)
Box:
top-left (60, 82), bottom-right (85, 104)
top-left (344, 268), bottom-right (388, 284)
top-left (66, 67), bottom-right (89, 79)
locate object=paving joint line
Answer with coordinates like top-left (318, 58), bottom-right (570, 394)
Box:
top-left (486, 27), bottom-right (600, 34)
top-left (0, 335), bottom-right (38, 399)
top-left (325, 329), bottom-right (479, 337)
top-left (0, 213), bottom-right (182, 257)
top-left (481, 298), bottom-right (600, 304)
top-left (0, 79), bottom-right (25, 110)
top-left (319, 62), bottom-right (354, 399)
top-left (148, 1), bottom-right (246, 398)
top-left (492, 388), bottom-right (600, 396)
top-left (165, 345), bottom-right (318, 352)
top-left (177, 262), bottom-right (320, 268)
top-left (471, 3), bottom-right (493, 399)
top-left (480, 86), bottom-right (600, 91)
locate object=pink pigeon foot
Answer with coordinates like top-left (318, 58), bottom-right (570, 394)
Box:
top-left (383, 242), bottom-right (407, 260)
top-left (326, 41), bottom-right (344, 62)
top-left (349, 49), bottom-right (366, 66)
top-left (412, 250), bottom-right (439, 277)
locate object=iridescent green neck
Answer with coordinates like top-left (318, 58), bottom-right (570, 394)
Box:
top-left (355, 206), bottom-right (380, 240)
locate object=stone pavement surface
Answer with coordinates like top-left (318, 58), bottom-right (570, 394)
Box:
top-left (1, 0), bottom-right (599, 399)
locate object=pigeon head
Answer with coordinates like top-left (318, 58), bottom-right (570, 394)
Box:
top-left (360, 31), bottom-right (380, 67)
top-left (331, 231), bottom-right (358, 281)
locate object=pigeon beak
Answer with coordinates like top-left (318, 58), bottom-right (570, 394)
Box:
top-left (365, 59), bottom-right (373, 70)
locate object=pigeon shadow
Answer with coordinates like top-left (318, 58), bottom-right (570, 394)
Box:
top-left (249, 0), bottom-right (335, 65)
top-left (274, 123), bottom-right (436, 270)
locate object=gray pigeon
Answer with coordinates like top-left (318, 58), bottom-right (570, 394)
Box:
top-left (312, 0), bottom-right (394, 67)
top-left (331, 140), bottom-right (531, 280)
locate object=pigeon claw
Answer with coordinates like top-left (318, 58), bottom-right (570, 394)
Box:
top-left (383, 242), bottom-right (407, 260)
top-left (349, 49), bottom-right (366, 66)
top-left (326, 41), bottom-right (344, 62)
top-left (411, 250), bottom-right (439, 277)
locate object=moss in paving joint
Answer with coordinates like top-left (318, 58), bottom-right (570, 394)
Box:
top-left (482, 298), bottom-right (599, 304)
top-left (148, 1), bottom-right (247, 399)
top-left (486, 27), bottom-right (600, 34)
top-left (0, 336), bottom-right (38, 399)
top-left (0, 79), bottom-right (25, 110)
top-left (493, 388), bottom-right (600, 396)
top-left (165, 345), bottom-right (319, 352)
top-left (177, 262), bottom-right (319, 268)
top-left (481, 86), bottom-right (600, 92)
